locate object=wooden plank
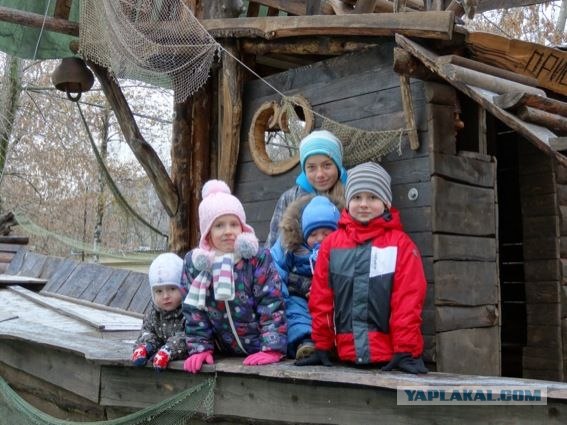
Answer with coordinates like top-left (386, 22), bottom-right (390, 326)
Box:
top-left (203, 12), bottom-right (455, 40)
top-left (526, 303), bottom-right (561, 326)
top-left (0, 243), bottom-right (25, 253)
top-left (431, 152), bottom-right (495, 187)
top-left (42, 291), bottom-right (144, 319)
top-left (436, 305), bottom-right (498, 332)
top-left (392, 181), bottom-right (431, 209)
top-left (432, 176), bottom-right (495, 235)
top-left (434, 260), bottom-right (499, 306)
top-left (424, 81), bottom-right (457, 105)
top-left (525, 281), bottom-right (560, 304)
top-left (519, 170), bottom-right (556, 197)
top-left (7, 286), bottom-right (142, 331)
top-left (466, 31), bottom-right (567, 97)
top-left (108, 272), bottom-right (146, 311)
top-left (90, 268), bottom-right (130, 306)
top-left (433, 234), bottom-right (496, 261)
top-left (437, 327), bottom-right (500, 375)
top-left (60, 263), bottom-right (115, 299)
top-left (398, 206), bottom-right (431, 233)
top-left (525, 259), bottom-right (561, 281)
top-left (523, 236), bottom-right (559, 260)
top-left (40, 258), bottom-right (79, 294)
top-left (0, 236), bottom-right (28, 244)
top-left (127, 277), bottom-right (152, 315)
top-left (0, 339), bottom-right (101, 402)
top-left (427, 103), bottom-right (456, 154)
top-left (526, 325), bottom-right (562, 349)
top-left (521, 193), bottom-right (558, 218)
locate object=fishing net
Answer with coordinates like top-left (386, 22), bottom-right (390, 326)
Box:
top-left (281, 97), bottom-right (409, 168)
top-left (0, 375), bottom-right (215, 425)
top-left (79, 0), bottom-right (220, 104)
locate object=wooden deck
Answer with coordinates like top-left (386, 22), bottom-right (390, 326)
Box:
top-left (1, 285), bottom-right (567, 424)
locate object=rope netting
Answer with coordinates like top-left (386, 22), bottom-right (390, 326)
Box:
top-left (79, 0), bottom-right (220, 104)
top-left (0, 376), bottom-right (215, 425)
top-left (281, 97), bottom-right (409, 168)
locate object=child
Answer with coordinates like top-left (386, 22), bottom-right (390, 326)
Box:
top-left (132, 252), bottom-right (188, 370)
top-left (265, 129), bottom-right (347, 248)
top-left (296, 162), bottom-right (428, 374)
top-left (182, 180), bottom-right (287, 373)
top-left (271, 195), bottom-right (341, 359)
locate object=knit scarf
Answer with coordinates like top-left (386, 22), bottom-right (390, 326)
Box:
top-left (186, 253), bottom-right (235, 310)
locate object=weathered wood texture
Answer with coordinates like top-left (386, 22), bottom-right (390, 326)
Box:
top-left (5, 249), bottom-right (151, 315)
top-left (238, 42), bottom-right (428, 243)
top-left (518, 141), bottom-right (564, 381)
top-left (425, 80), bottom-right (500, 376)
top-left (0, 237), bottom-right (27, 274)
top-left (466, 31), bottom-right (567, 97)
top-left (397, 34), bottom-right (567, 168)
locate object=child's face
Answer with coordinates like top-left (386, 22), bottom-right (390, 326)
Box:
top-left (208, 214), bottom-right (242, 253)
top-left (348, 191), bottom-right (386, 223)
top-left (305, 154), bottom-right (339, 192)
top-left (307, 228), bottom-right (334, 248)
top-left (153, 285), bottom-right (183, 312)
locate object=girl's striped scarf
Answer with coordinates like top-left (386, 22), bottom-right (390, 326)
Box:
top-left (186, 253), bottom-right (235, 310)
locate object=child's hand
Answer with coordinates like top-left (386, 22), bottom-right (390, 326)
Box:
top-left (243, 350), bottom-right (283, 366)
top-left (184, 351), bottom-right (214, 374)
top-left (131, 345), bottom-right (149, 367)
top-left (152, 348), bottom-right (171, 371)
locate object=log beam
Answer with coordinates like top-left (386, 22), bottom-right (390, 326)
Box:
top-left (240, 36), bottom-right (382, 55)
top-left (0, 6), bottom-right (452, 41)
top-left (494, 92), bottom-right (567, 119)
top-left (218, 41), bottom-right (244, 190)
top-left (88, 62), bottom-right (179, 217)
top-left (204, 12), bottom-right (455, 40)
top-left (517, 106), bottom-right (567, 136)
top-left (0, 5), bottom-right (79, 36)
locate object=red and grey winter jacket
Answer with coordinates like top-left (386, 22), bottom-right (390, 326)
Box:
top-left (309, 208), bottom-right (426, 364)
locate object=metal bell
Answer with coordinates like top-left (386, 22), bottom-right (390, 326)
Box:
top-left (51, 57), bottom-right (94, 102)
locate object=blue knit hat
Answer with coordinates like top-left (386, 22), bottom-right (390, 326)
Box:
top-left (299, 130), bottom-right (343, 172)
top-left (301, 196), bottom-right (340, 240)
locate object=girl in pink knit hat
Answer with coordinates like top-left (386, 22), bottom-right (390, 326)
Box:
top-left (181, 180), bottom-right (287, 373)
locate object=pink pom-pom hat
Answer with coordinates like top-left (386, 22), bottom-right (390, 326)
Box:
top-left (198, 179), bottom-right (255, 251)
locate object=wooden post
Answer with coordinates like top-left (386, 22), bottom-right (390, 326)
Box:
top-left (399, 74), bottom-right (420, 150)
top-left (306, 0), bottom-right (322, 14)
top-left (218, 41), bottom-right (244, 190)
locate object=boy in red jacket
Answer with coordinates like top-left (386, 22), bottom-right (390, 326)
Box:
top-left (296, 161), bottom-right (428, 374)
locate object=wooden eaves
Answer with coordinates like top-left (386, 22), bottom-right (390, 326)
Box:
top-left (395, 33), bottom-right (567, 168)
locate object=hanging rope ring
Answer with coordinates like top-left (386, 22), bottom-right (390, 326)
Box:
top-left (248, 96), bottom-right (314, 176)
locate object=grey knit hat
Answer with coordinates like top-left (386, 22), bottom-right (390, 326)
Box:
top-left (345, 162), bottom-right (392, 207)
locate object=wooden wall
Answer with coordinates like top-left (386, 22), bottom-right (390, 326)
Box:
top-left (518, 141), bottom-right (564, 381)
top-left (425, 82), bottom-right (500, 376)
top-left (236, 42), bottom-right (435, 363)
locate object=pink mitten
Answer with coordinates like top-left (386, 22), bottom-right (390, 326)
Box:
top-left (243, 350), bottom-right (283, 366)
top-left (132, 345), bottom-right (149, 367)
top-left (152, 348), bottom-right (171, 370)
top-left (183, 351), bottom-right (214, 374)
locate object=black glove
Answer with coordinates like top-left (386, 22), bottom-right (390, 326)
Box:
top-left (382, 352), bottom-right (428, 374)
top-left (294, 350), bottom-right (333, 367)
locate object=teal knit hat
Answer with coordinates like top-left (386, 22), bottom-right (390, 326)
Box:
top-left (299, 130), bottom-right (344, 172)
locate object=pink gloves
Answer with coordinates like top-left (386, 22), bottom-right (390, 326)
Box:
top-left (243, 350), bottom-right (283, 366)
top-left (184, 351), bottom-right (214, 374)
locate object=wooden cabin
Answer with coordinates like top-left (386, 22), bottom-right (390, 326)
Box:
top-left (2, 1), bottom-right (567, 421)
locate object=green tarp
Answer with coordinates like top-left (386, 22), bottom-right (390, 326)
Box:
top-left (0, 0), bottom-right (79, 60)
